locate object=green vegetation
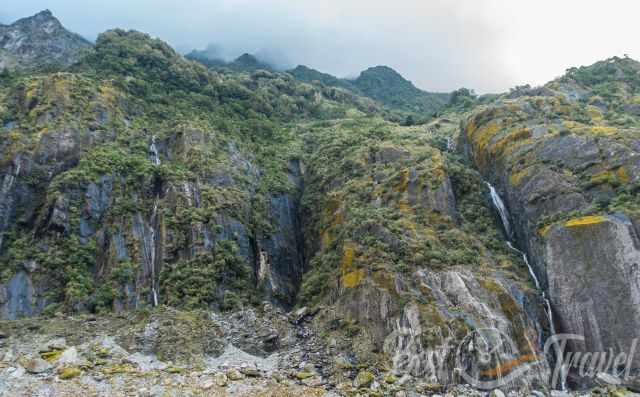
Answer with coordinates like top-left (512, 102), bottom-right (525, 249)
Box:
top-left (352, 66), bottom-right (450, 116)
top-left (297, 115), bottom-right (529, 307)
top-left (288, 65), bottom-right (358, 92)
top-left (0, 28), bottom-right (383, 314)
top-left (160, 241), bottom-right (253, 310)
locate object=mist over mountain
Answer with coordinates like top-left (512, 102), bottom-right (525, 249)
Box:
top-left (4, 1), bottom-right (639, 93)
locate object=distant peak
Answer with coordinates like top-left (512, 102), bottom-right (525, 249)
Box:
top-left (36, 9), bottom-right (54, 17)
top-left (361, 65), bottom-right (402, 76)
top-left (12, 9), bottom-right (61, 27)
top-left (26, 9), bottom-right (57, 22)
top-left (235, 53), bottom-right (259, 63)
top-left (1, 9), bottom-right (91, 70)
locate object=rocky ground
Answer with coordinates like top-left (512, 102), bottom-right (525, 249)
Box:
top-left (0, 306), bottom-right (638, 397)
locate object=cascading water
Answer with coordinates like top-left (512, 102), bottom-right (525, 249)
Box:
top-left (149, 135), bottom-right (161, 166)
top-left (149, 141), bottom-right (160, 306)
top-left (150, 199), bottom-right (159, 307)
top-left (0, 157), bottom-right (21, 252)
top-left (446, 136), bottom-right (455, 152)
top-left (485, 182), bottom-right (512, 239)
top-left (486, 182), bottom-right (567, 391)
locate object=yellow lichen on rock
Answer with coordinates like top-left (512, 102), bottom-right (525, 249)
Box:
top-left (372, 270), bottom-right (397, 295)
top-left (590, 170), bottom-right (617, 186)
top-left (41, 350), bottom-right (63, 362)
top-left (398, 199), bottom-right (412, 214)
top-left (616, 166), bottom-right (631, 184)
top-left (492, 128), bottom-right (532, 158)
top-left (320, 196), bottom-right (344, 250)
top-left (473, 120), bottom-right (501, 152)
top-left (586, 105), bottom-right (604, 121)
top-left (590, 166), bottom-right (630, 186)
top-left (58, 367), bottom-right (81, 380)
top-left (341, 243), bottom-right (355, 271)
top-left (565, 215), bottom-right (607, 228)
top-left (340, 243), bottom-right (365, 288)
top-left (509, 168), bottom-right (530, 186)
top-left (589, 126), bottom-right (617, 136)
top-left (394, 169), bottom-right (410, 193)
top-left (563, 120), bottom-right (583, 130)
top-left (538, 224), bottom-right (552, 237)
top-left (465, 118), bottom-right (477, 137)
top-left (342, 269), bottom-right (366, 288)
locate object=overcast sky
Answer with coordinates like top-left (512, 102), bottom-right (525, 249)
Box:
top-left (2, 1), bottom-right (638, 93)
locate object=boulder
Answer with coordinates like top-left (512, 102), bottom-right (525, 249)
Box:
top-left (24, 357), bottom-right (51, 374)
top-left (354, 370), bottom-right (375, 388)
top-left (226, 368), bottom-right (244, 381)
top-left (57, 346), bottom-right (80, 366)
top-left (58, 367), bottom-right (81, 379)
top-left (214, 372), bottom-right (228, 387)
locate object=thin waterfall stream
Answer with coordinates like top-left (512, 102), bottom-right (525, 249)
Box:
top-left (485, 182), bottom-right (567, 391)
top-left (149, 137), bottom-right (161, 306)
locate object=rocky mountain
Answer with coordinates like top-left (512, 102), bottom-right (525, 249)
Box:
top-left (0, 10), bottom-right (91, 71)
top-left (0, 11), bottom-right (639, 397)
top-left (461, 56), bottom-right (640, 388)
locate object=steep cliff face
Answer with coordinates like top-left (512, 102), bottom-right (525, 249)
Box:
top-left (461, 57), bottom-right (640, 383)
top-left (545, 214), bottom-right (640, 369)
top-left (297, 118), bottom-right (551, 389)
top-left (0, 10), bottom-right (91, 71)
top-left (0, 27), bottom-right (380, 316)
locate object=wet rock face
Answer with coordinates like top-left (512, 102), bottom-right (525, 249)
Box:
top-left (382, 269), bottom-right (550, 390)
top-left (545, 215), bottom-right (640, 370)
top-left (294, 117), bottom-right (554, 392)
top-left (257, 159), bottom-right (305, 305)
top-left (462, 60), bottom-right (640, 384)
top-left (0, 271), bottom-right (34, 320)
top-left (0, 125), bottom-right (307, 314)
top-left (257, 193), bottom-right (305, 304)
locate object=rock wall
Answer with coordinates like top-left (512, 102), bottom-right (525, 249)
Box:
top-left (461, 71), bottom-right (640, 384)
top-left (545, 214), bottom-right (640, 368)
top-left (0, 71), bottom-right (308, 316)
top-left (299, 120), bottom-right (552, 390)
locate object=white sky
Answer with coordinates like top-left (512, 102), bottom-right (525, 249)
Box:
top-left (1, 0), bottom-right (638, 93)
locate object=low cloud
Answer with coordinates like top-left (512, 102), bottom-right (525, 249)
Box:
top-left (2, 0), bottom-right (639, 93)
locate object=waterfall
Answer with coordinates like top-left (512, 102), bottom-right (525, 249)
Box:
top-left (446, 136), bottom-right (455, 152)
top-left (0, 157), bottom-right (21, 252)
top-left (150, 199), bottom-right (159, 307)
top-left (146, 136), bottom-right (161, 306)
top-left (486, 182), bottom-right (567, 391)
top-left (149, 136), bottom-right (160, 166)
top-left (0, 175), bottom-right (15, 252)
top-left (486, 182), bottom-right (512, 239)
